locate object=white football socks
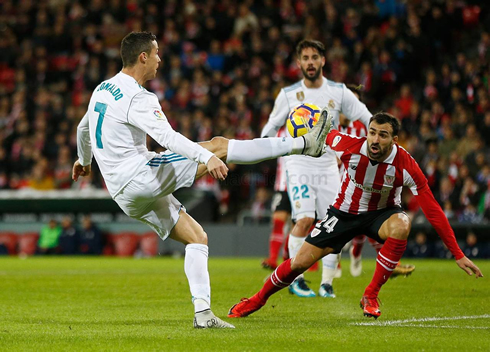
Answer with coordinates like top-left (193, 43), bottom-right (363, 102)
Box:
top-left (226, 137), bottom-right (305, 164)
top-left (321, 253), bottom-right (339, 285)
top-left (288, 234), bottom-right (306, 280)
top-left (185, 243), bottom-right (211, 313)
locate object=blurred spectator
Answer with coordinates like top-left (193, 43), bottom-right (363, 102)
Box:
top-left (38, 219), bottom-right (61, 255)
top-left (458, 204), bottom-right (483, 224)
top-left (406, 232), bottom-right (433, 258)
top-left (79, 215), bottom-right (103, 255)
top-left (434, 240), bottom-right (453, 260)
top-left (436, 177), bottom-right (458, 211)
top-left (250, 187), bottom-right (271, 224)
top-left (28, 161), bottom-right (54, 190)
top-left (462, 232), bottom-right (485, 259)
top-left (58, 216), bottom-right (80, 255)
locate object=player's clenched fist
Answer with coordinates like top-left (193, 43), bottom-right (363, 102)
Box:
top-left (72, 160), bottom-right (91, 182)
top-left (206, 156), bottom-right (228, 181)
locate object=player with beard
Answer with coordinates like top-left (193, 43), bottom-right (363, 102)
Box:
top-left (261, 39), bottom-right (371, 298)
top-left (339, 85), bottom-right (415, 279)
top-left (229, 112), bottom-right (482, 319)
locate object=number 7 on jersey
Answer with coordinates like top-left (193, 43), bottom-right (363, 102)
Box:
top-left (94, 102), bottom-right (107, 149)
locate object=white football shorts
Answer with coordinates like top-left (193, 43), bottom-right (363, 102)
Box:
top-left (114, 151), bottom-right (198, 240)
top-left (286, 164), bottom-right (340, 221)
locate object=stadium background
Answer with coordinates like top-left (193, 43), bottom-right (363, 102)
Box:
top-left (0, 0), bottom-right (488, 258)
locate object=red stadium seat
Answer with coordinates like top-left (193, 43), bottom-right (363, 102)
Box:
top-left (112, 232), bottom-right (140, 257)
top-left (102, 233), bottom-right (116, 256)
top-left (0, 232), bottom-right (18, 255)
top-left (18, 232), bottom-right (39, 256)
top-left (140, 232), bottom-right (159, 257)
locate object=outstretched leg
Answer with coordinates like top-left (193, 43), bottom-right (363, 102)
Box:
top-left (195, 108), bottom-right (332, 180)
top-left (196, 136), bottom-right (305, 179)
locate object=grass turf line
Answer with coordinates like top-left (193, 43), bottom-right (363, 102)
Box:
top-left (0, 257), bottom-right (488, 351)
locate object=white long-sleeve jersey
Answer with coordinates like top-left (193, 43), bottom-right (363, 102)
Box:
top-left (261, 77), bottom-right (372, 169)
top-left (77, 72), bottom-right (214, 197)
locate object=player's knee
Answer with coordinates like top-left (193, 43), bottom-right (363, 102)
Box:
top-left (188, 228), bottom-right (208, 245)
top-left (295, 217), bottom-right (315, 235)
top-left (273, 211), bottom-right (289, 222)
top-left (388, 215), bottom-right (411, 240)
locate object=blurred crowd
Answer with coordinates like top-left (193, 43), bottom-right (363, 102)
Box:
top-left (0, 0), bottom-right (489, 223)
top-left (37, 215), bottom-right (103, 255)
top-left (406, 231), bottom-right (490, 259)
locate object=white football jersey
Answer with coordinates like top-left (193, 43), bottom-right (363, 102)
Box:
top-left (77, 72), bottom-right (214, 197)
top-left (261, 77), bottom-right (372, 169)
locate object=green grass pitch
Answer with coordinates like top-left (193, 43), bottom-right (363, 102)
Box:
top-left (0, 257), bottom-right (488, 351)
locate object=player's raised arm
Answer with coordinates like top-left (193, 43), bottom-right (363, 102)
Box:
top-left (128, 91), bottom-right (228, 180)
top-left (261, 89), bottom-right (290, 138)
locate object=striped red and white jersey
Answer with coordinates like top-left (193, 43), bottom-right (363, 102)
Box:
top-left (327, 130), bottom-right (428, 214)
top-left (338, 120), bottom-right (367, 138)
top-left (274, 127), bottom-right (287, 192)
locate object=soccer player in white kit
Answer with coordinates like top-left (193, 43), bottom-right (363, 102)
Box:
top-left (261, 39), bottom-right (371, 298)
top-left (72, 32), bottom-right (331, 329)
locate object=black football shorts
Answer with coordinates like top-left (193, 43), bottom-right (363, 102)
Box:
top-left (305, 205), bottom-right (406, 253)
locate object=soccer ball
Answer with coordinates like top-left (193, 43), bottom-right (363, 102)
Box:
top-left (286, 103), bottom-right (321, 137)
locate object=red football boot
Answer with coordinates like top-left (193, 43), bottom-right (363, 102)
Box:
top-left (360, 296), bottom-right (381, 319)
top-left (228, 297), bottom-right (264, 318)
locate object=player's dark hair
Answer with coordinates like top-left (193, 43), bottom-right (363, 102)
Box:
top-left (346, 84), bottom-right (364, 101)
top-left (370, 112), bottom-right (400, 136)
top-left (296, 39), bottom-right (326, 58)
top-left (121, 31), bottom-right (157, 68)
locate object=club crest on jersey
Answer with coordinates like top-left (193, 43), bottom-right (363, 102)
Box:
top-left (295, 201), bottom-right (301, 209)
top-left (328, 99), bottom-right (335, 109)
top-left (332, 135), bottom-right (342, 147)
top-left (154, 110), bottom-right (164, 119)
top-left (296, 91), bottom-right (305, 101)
top-left (384, 175), bottom-right (395, 185)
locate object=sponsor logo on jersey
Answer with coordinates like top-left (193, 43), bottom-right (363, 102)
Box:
top-left (349, 175), bottom-right (390, 194)
top-left (332, 135), bottom-right (342, 147)
top-left (296, 91), bottom-right (305, 101)
top-left (328, 99), bottom-right (335, 109)
top-left (350, 164), bottom-right (357, 170)
top-left (154, 110), bottom-right (164, 119)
